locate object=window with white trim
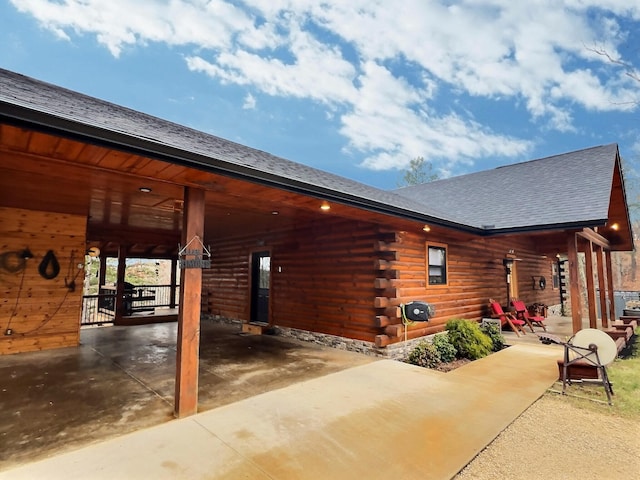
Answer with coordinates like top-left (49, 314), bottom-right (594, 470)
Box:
top-left (427, 242), bottom-right (448, 286)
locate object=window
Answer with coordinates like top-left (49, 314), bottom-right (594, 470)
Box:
top-left (427, 243), bottom-right (448, 285)
top-left (552, 262), bottom-right (559, 289)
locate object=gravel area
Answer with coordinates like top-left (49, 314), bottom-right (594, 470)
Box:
top-left (455, 394), bottom-right (640, 480)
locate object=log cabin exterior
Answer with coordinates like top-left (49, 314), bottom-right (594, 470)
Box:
top-left (0, 69), bottom-right (633, 415)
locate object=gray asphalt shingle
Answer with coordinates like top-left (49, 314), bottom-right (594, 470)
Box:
top-left (0, 68), bottom-right (620, 234)
top-left (0, 68), bottom-right (464, 228)
top-left (395, 144), bottom-right (618, 231)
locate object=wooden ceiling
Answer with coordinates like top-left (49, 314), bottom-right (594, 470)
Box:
top-left (0, 123), bottom-right (427, 257)
top-left (1, 122), bottom-right (633, 257)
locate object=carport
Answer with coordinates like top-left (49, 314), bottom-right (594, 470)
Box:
top-left (1, 70), bottom-right (419, 418)
top-left (0, 320), bottom-right (373, 471)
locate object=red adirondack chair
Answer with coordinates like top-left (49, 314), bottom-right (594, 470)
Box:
top-left (511, 299), bottom-right (547, 332)
top-left (489, 299), bottom-right (527, 336)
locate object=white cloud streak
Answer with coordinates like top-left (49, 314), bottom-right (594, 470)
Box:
top-left (10, 0), bottom-right (640, 173)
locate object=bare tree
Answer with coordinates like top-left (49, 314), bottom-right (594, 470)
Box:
top-left (587, 45), bottom-right (640, 84)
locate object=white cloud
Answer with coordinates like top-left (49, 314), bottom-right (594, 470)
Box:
top-left (9, 0), bottom-right (640, 172)
top-left (242, 93), bottom-right (257, 110)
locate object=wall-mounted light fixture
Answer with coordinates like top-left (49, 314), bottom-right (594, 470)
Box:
top-left (20, 248), bottom-right (34, 260)
top-left (610, 222), bottom-right (619, 231)
top-left (422, 225), bottom-right (431, 232)
top-left (139, 187), bottom-right (152, 193)
top-left (320, 201), bottom-right (331, 211)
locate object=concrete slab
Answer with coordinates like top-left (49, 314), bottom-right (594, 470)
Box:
top-left (0, 321), bottom-right (373, 471)
top-left (0, 343), bottom-right (562, 480)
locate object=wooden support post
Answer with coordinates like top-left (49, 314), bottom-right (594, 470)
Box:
top-left (175, 187), bottom-right (205, 418)
top-left (605, 249), bottom-right (616, 322)
top-left (595, 245), bottom-right (609, 328)
top-left (114, 244), bottom-right (129, 324)
top-left (567, 233), bottom-right (582, 334)
top-left (583, 240), bottom-right (597, 329)
top-left (170, 257), bottom-right (178, 309)
top-left (98, 252), bottom-right (107, 288)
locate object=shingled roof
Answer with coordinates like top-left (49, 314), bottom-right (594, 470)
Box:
top-left (395, 144), bottom-right (624, 232)
top-left (0, 68), bottom-right (630, 240)
top-left (0, 68), bottom-right (469, 231)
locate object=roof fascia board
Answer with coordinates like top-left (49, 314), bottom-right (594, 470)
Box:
top-left (0, 106), bottom-right (484, 234)
top-left (480, 219), bottom-right (609, 236)
top-left (613, 148), bottom-right (635, 246)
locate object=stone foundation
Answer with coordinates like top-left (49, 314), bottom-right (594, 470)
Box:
top-left (201, 315), bottom-right (430, 360)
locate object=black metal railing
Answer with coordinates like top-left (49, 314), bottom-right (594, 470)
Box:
top-left (81, 284), bottom-right (180, 326)
top-left (81, 293), bottom-right (116, 326)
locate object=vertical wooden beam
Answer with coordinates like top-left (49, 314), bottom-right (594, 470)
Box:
top-left (583, 240), bottom-right (597, 329)
top-left (174, 187), bottom-right (205, 418)
top-left (98, 252), bottom-right (107, 288)
top-left (567, 233), bottom-right (582, 334)
top-left (114, 245), bottom-right (128, 323)
top-left (169, 257), bottom-right (178, 309)
top-left (605, 249), bottom-right (616, 322)
top-left (595, 245), bottom-right (609, 328)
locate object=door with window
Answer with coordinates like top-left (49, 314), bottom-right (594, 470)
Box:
top-left (250, 251), bottom-right (271, 324)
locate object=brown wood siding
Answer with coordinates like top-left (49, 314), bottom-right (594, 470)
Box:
top-left (203, 217), bottom-right (382, 342)
top-left (0, 207), bottom-right (86, 354)
top-left (204, 218), bottom-right (565, 347)
top-left (375, 230), bottom-right (562, 346)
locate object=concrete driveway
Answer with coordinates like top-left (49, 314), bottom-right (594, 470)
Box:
top-left (1, 341), bottom-right (562, 479)
top-left (0, 320), bottom-right (374, 471)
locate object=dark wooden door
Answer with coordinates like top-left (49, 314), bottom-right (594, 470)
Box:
top-left (250, 251), bottom-right (270, 323)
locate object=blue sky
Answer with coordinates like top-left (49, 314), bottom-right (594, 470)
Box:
top-left (1, 1), bottom-right (640, 189)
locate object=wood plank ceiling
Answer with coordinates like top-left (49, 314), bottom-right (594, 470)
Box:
top-left (0, 124), bottom-right (428, 258)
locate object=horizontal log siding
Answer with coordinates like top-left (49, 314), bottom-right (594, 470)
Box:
top-left (202, 218), bottom-right (382, 341)
top-left (203, 217), bottom-right (565, 348)
top-left (0, 207), bottom-right (86, 354)
top-left (375, 230), bottom-right (562, 346)
top-left (202, 241), bottom-right (249, 320)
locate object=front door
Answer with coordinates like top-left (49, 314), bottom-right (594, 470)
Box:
top-left (250, 251), bottom-right (270, 324)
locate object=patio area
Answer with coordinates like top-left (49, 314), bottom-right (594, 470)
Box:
top-left (0, 320), bottom-right (374, 472)
top-left (501, 314), bottom-right (575, 346)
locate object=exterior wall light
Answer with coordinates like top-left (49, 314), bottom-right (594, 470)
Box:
top-left (320, 201), bottom-right (331, 211)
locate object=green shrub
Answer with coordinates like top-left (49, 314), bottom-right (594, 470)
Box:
top-left (432, 333), bottom-right (457, 363)
top-left (407, 340), bottom-right (441, 369)
top-left (445, 319), bottom-right (493, 360)
top-left (480, 322), bottom-right (506, 352)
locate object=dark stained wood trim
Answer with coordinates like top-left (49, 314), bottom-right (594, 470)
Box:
top-left (583, 239), bottom-right (597, 328)
top-left (114, 244), bottom-right (128, 324)
top-left (595, 245), bottom-right (609, 328)
top-left (577, 227), bottom-right (610, 249)
top-left (174, 187), bottom-right (205, 418)
top-left (567, 232), bottom-right (582, 334)
top-left (170, 257), bottom-right (178, 309)
top-left (605, 249), bottom-right (616, 323)
top-left (98, 251), bottom-right (107, 289)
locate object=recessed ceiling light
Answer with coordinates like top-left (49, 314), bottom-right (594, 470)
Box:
top-left (139, 187), bottom-right (152, 193)
top-left (271, 211), bottom-right (279, 215)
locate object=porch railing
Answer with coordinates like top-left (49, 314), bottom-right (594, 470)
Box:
top-left (81, 284), bottom-right (180, 326)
